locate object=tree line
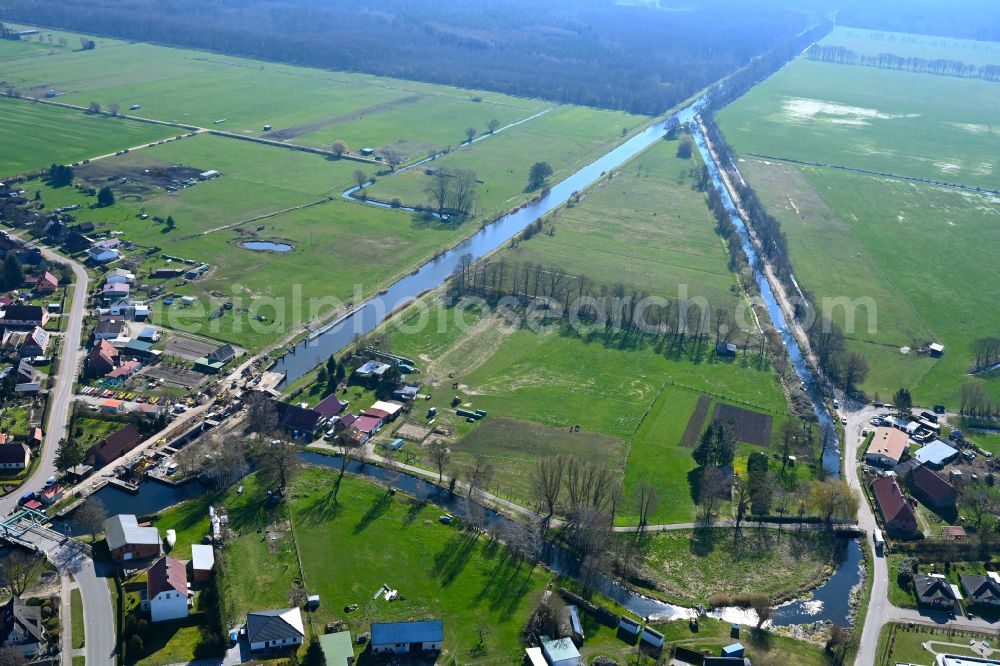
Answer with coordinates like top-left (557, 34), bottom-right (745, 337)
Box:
top-left (806, 44), bottom-right (1000, 83)
top-left (0, 0), bottom-right (826, 115)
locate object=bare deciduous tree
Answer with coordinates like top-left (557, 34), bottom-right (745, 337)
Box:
top-left (532, 455), bottom-right (565, 518)
top-left (633, 482), bottom-right (660, 533)
top-left (246, 392), bottom-right (278, 437)
top-left (425, 171), bottom-right (452, 218)
top-left (75, 498), bottom-right (107, 541)
top-left (427, 440), bottom-right (451, 484)
top-left (465, 127), bottom-right (476, 143)
top-left (487, 118), bottom-right (500, 134)
top-left (0, 549), bottom-right (46, 598)
top-left (378, 148), bottom-right (404, 171)
top-left (331, 140), bottom-right (348, 157)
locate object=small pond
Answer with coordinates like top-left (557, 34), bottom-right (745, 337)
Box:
top-left (241, 240), bottom-right (293, 252)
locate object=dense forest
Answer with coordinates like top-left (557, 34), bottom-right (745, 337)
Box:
top-left (0, 0), bottom-right (832, 114)
top-left (838, 0), bottom-right (1000, 43)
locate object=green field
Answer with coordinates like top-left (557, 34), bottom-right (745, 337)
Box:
top-left (717, 49), bottom-right (1000, 189)
top-left (71, 587), bottom-right (85, 649)
top-left (0, 97), bottom-right (176, 177)
top-left (737, 158), bottom-right (1000, 406)
top-left (0, 22), bottom-right (551, 156)
top-left (505, 138), bottom-right (741, 310)
top-left (366, 105), bottom-right (648, 218)
top-left (821, 26), bottom-right (1000, 66)
top-left (627, 528), bottom-right (839, 607)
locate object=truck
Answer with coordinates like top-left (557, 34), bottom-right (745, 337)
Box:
top-left (872, 528), bottom-right (885, 555)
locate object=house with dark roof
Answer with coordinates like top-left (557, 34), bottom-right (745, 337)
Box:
top-left (88, 423), bottom-right (143, 467)
top-left (313, 394), bottom-right (348, 420)
top-left (271, 400), bottom-right (325, 438)
top-left (371, 620), bottom-right (444, 655)
top-left (0, 443), bottom-right (29, 471)
top-left (104, 514), bottom-right (162, 562)
top-left (871, 476), bottom-right (918, 537)
top-left (913, 574), bottom-right (958, 612)
top-left (94, 318), bottom-right (127, 341)
top-left (194, 343), bottom-right (236, 374)
top-left (910, 465), bottom-right (958, 510)
top-left (0, 305), bottom-right (48, 329)
top-left (247, 607), bottom-right (304, 652)
top-left (1, 596), bottom-right (43, 655)
top-left (146, 557), bottom-right (189, 622)
top-left (960, 574), bottom-right (1000, 607)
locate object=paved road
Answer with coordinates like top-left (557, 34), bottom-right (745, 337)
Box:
top-left (19, 524), bottom-right (116, 665)
top-left (0, 241), bottom-right (89, 515)
top-left (840, 403), bottom-right (999, 665)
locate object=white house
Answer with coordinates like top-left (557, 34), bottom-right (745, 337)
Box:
top-left (146, 556), bottom-right (189, 623)
top-left (247, 607), bottom-right (304, 652)
top-left (87, 247), bottom-right (120, 264)
top-left (0, 443), bottom-right (30, 471)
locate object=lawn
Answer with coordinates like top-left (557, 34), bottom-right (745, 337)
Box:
top-left (71, 415), bottom-right (122, 450)
top-left (129, 613), bottom-right (205, 666)
top-left (875, 622), bottom-right (991, 665)
top-left (736, 158), bottom-right (1000, 406)
top-left (288, 466), bottom-right (549, 662)
top-left (71, 587), bottom-right (85, 649)
top-left (0, 96), bottom-right (175, 178)
top-left (716, 49), bottom-right (1000, 189)
top-left (625, 528), bottom-right (841, 607)
top-left (150, 493), bottom-right (216, 559)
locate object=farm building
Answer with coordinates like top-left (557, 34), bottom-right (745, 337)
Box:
top-left (641, 626), bottom-right (665, 648)
top-left (913, 440), bottom-right (959, 469)
top-left (540, 636), bottom-right (580, 666)
top-left (313, 394), bottom-right (348, 420)
top-left (525, 647), bottom-right (548, 666)
top-left (104, 514), bottom-right (162, 562)
top-left (194, 344), bottom-right (236, 374)
top-left (189, 544), bottom-right (215, 583)
top-left (355, 360), bottom-right (391, 378)
top-left (87, 247), bottom-right (120, 264)
top-left (871, 476), bottom-right (918, 537)
top-left (370, 620), bottom-right (444, 655)
top-left (929, 343), bottom-right (945, 357)
top-left (145, 556), bottom-right (189, 623)
top-left (910, 465), bottom-right (957, 510)
top-left (198, 170), bottom-right (220, 180)
top-left (246, 608), bottom-right (304, 651)
top-left (865, 427), bottom-right (909, 467)
top-left (369, 400), bottom-right (403, 419)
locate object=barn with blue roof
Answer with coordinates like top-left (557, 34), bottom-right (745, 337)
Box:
top-left (370, 620), bottom-right (443, 655)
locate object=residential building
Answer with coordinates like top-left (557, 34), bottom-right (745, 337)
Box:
top-left (354, 360), bottom-right (391, 378)
top-left (146, 557), bottom-right (189, 622)
top-left (33, 271), bottom-right (58, 294)
top-left (106, 268), bottom-right (135, 284)
top-left (0, 597), bottom-right (43, 655)
top-left (88, 423), bottom-right (143, 467)
top-left (871, 476), bottom-right (918, 537)
top-left (313, 394), bottom-right (348, 421)
top-left (960, 574), bottom-right (1000, 607)
top-left (87, 246), bottom-right (120, 264)
top-left (913, 574), bottom-right (958, 612)
top-left (371, 621), bottom-right (444, 655)
top-left (271, 400), bottom-right (324, 438)
top-left (39, 483), bottom-right (63, 505)
top-left (246, 607), bottom-right (304, 651)
top-left (0, 305), bottom-right (48, 329)
top-left (369, 400), bottom-right (403, 420)
top-left (318, 631), bottom-right (354, 666)
top-left (20, 326), bottom-right (50, 358)
top-left (193, 343), bottom-right (236, 374)
top-left (914, 439), bottom-right (960, 469)
top-left (189, 544), bottom-right (215, 583)
top-left (94, 319), bottom-right (127, 341)
top-left (865, 427), bottom-right (909, 467)
top-left (102, 282), bottom-right (130, 301)
top-left (0, 443), bottom-right (29, 471)
top-left (540, 636), bottom-right (581, 666)
top-left (104, 514), bottom-right (162, 562)
top-left (910, 465), bottom-right (958, 510)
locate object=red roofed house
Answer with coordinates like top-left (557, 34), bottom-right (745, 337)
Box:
top-left (34, 272), bottom-right (58, 294)
top-left (910, 465), bottom-right (958, 510)
top-left (39, 484), bottom-right (63, 506)
top-left (88, 423), bottom-right (143, 467)
top-left (353, 415), bottom-right (383, 438)
top-left (145, 557), bottom-right (189, 622)
top-left (0, 443), bottom-right (30, 471)
top-left (107, 360), bottom-right (141, 379)
top-left (88, 340), bottom-right (119, 376)
top-left (29, 428), bottom-right (42, 448)
top-left (101, 399), bottom-right (125, 414)
top-left (871, 476), bottom-right (918, 537)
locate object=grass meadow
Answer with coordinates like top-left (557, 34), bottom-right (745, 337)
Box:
top-left (0, 97), bottom-right (176, 177)
top-left (0, 22), bottom-right (551, 158)
top-left (717, 55), bottom-right (1000, 189)
top-left (820, 25), bottom-right (1000, 66)
top-left (365, 105), bottom-right (649, 218)
top-left (739, 158), bottom-right (1000, 406)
